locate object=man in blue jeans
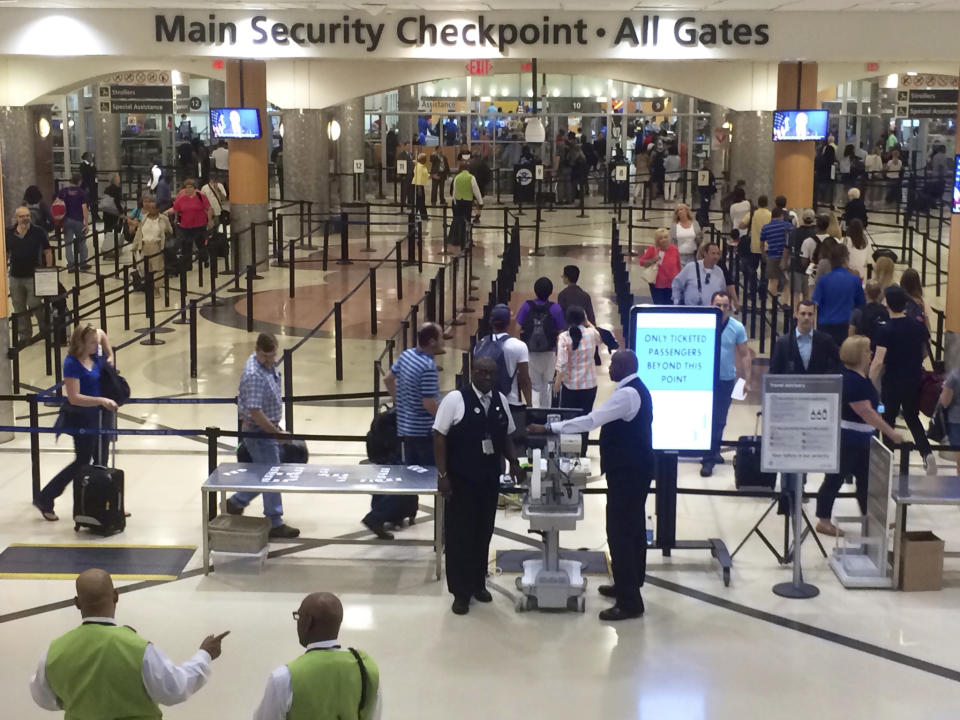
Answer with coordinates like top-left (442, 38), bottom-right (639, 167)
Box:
top-left (701, 291), bottom-right (752, 477)
top-left (226, 332), bottom-right (300, 538)
top-left (57, 174), bottom-right (89, 270)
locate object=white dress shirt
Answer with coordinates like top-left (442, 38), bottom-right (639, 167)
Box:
top-left (30, 618), bottom-right (212, 710)
top-left (433, 384), bottom-right (517, 435)
top-left (547, 373), bottom-right (643, 435)
top-left (252, 640), bottom-right (383, 720)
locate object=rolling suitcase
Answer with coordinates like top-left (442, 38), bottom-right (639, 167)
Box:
top-left (74, 411), bottom-right (125, 536)
top-left (734, 412), bottom-right (776, 490)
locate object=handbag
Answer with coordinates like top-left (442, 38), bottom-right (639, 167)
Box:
top-left (928, 404), bottom-right (946, 443)
top-left (919, 359), bottom-right (945, 418)
top-left (100, 194), bottom-right (120, 216)
top-left (98, 356), bottom-right (131, 406)
top-left (639, 251), bottom-right (660, 285)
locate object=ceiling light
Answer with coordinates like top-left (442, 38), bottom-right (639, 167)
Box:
top-left (327, 119), bottom-right (340, 141)
top-left (907, 71), bottom-right (918, 76)
top-left (526, 89), bottom-right (533, 97)
top-left (552, 88), bottom-right (560, 97)
top-left (37, 117), bottom-right (50, 138)
top-left (657, 89), bottom-right (665, 97)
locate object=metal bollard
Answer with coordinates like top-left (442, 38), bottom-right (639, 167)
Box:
top-left (246, 265), bottom-right (255, 332)
top-left (395, 239), bottom-right (404, 301)
top-left (189, 300), bottom-right (198, 379)
top-left (284, 350), bottom-right (294, 432)
top-left (140, 272), bottom-right (165, 346)
top-left (337, 211), bottom-right (352, 265)
top-left (369, 267), bottom-right (378, 335)
top-left (334, 301), bottom-right (344, 381)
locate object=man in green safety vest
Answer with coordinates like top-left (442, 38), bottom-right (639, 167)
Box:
top-left (449, 163), bottom-right (483, 245)
top-left (253, 592), bottom-right (381, 720)
top-left (30, 568), bottom-right (229, 718)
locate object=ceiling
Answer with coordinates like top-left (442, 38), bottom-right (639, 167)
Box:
top-left (2, 0), bottom-right (958, 11)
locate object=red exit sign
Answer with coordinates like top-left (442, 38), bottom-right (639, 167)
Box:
top-left (866, 62), bottom-right (879, 72)
top-left (466, 59), bottom-right (492, 75)
top-left (520, 62), bottom-right (532, 72)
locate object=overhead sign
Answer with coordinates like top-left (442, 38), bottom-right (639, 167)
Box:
top-left (110, 85), bottom-right (172, 100)
top-left (629, 306), bottom-right (720, 453)
top-left (760, 374), bottom-right (841, 474)
top-left (466, 59), bottom-right (492, 75)
top-left (110, 99), bottom-right (174, 114)
top-left (895, 88), bottom-right (957, 119)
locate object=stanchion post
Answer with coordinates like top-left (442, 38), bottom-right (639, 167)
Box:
top-left (334, 301), bottom-right (344, 381)
top-left (140, 272), bottom-right (165, 346)
top-left (437, 267), bottom-right (446, 327)
top-left (246, 265), bottom-right (255, 332)
top-left (772, 473), bottom-right (820, 599)
top-left (369, 266), bottom-right (378, 335)
top-left (174, 264), bottom-right (189, 324)
top-left (97, 276), bottom-right (107, 332)
top-left (395, 239), bottom-right (403, 300)
top-left (442, 204), bottom-right (449, 254)
top-left (29, 394), bottom-right (41, 501)
top-left (337, 211), bottom-right (352, 265)
top-left (363, 203), bottom-right (374, 253)
top-left (283, 350), bottom-right (294, 432)
top-left (251, 224), bottom-right (264, 279)
top-left (417, 220), bottom-right (423, 273)
top-left (122, 265), bottom-right (131, 331)
top-left (92, 225), bottom-right (102, 277)
top-left (189, 300), bottom-right (198, 379)
top-left (206, 252), bottom-right (223, 307)
top-left (530, 204), bottom-right (544, 256)
top-left (322, 221), bottom-right (330, 271)
top-left (205, 426), bottom-right (220, 520)
top-left (410, 304), bottom-right (419, 346)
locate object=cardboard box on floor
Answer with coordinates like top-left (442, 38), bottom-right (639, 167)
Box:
top-left (900, 531), bottom-right (944, 591)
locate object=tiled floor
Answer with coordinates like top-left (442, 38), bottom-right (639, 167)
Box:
top-left (3, 199), bottom-right (959, 719)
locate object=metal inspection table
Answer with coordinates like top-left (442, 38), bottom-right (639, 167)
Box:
top-left (201, 463), bottom-right (443, 579)
top-left (891, 474), bottom-right (960, 589)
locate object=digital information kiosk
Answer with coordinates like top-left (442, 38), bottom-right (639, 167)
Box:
top-left (628, 305), bottom-right (732, 585)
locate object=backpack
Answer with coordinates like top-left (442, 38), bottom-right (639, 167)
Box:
top-left (51, 197), bottom-right (66, 225)
top-left (366, 405), bottom-right (402, 464)
top-left (520, 301), bottom-right (557, 353)
top-left (473, 334), bottom-right (516, 398)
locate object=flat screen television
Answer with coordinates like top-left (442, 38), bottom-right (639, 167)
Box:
top-left (210, 107), bottom-right (262, 139)
top-left (772, 109), bottom-right (829, 141)
top-left (953, 154), bottom-right (960, 215)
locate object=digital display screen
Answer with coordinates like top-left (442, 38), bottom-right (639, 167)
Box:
top-left (772, 109), bottom-right (829, 141)
top-left (210, 107), bottom-right (262, 139)
top-left (953, 155), bottom-right (960, 215)
top-left (628, 306), bottom-right (721, 453)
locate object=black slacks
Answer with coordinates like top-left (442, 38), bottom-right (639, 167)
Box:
top-left (882, 380), bottom-right (931, 458)
top-left (445, 474), bottom-right (499, 600)
top-left (605, 468), bottom-right (651, 613)
top-left (816, 438), bottom-right (869, 520)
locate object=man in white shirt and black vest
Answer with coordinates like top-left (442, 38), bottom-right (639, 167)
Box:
top-left (528, 350), bottom-right (653, 621)
top-left (253, 592), bottom-right (381, 720)
top-left (434, 356), bottom-right (523, 615)
top-left (30, 569), bottom-right (228, 718)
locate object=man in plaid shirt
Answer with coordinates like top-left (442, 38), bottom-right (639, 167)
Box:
top-left (226, 333), bottom-right (300, 538)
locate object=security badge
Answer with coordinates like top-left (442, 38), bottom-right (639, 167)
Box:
top-left (482, 437), bottom-right (495, 455)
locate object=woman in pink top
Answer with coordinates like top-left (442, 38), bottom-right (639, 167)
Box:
top-left (639, 227), bottom-right (682, 305)
top-left (554, 305), bottom-right (603, 454)
top-left (167, 178), bottom-right (213, 270)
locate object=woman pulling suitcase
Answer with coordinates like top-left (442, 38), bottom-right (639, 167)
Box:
top-left (34, 325), bottom-right (117, 521)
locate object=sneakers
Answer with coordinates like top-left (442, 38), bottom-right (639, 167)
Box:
top-left (225, 500), bottom-right (244, 516)
top-left (268, 524), bottom-right (301, 539)
top-left (362, 519), bottom-right (395, 540)
top-left (924, 453), bottom-right (938, 477)
top-left (33, 502), bottom-right (58, 522)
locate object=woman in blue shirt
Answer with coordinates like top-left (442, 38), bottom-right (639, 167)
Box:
top-left (816, 335), bottom-right (902, 537)
top-left (34, 325), bottom-right (116, 521)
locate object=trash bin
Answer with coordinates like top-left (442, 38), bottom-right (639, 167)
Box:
top-left (900, 531), bottom-right (944, 591)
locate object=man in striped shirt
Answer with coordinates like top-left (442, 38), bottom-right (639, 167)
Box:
top-left (362, 323), bottom-right (443, 539)
top-left (760, 206), bottom-right (793, 307)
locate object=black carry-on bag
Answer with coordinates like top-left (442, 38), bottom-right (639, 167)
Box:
top-left (74, 410), bottom-right (125, 536)
top-left (734, 411), bottom-right (777, 490)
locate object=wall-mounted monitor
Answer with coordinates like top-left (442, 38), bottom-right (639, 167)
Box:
top-left (628, 305), bottom-right (721, 454)
top-left (772, 109), bottom-right (829, 142)
top-left (210, 107), bottom-right (262, 139)
top-left (953, 155), bottom-right (960, 215)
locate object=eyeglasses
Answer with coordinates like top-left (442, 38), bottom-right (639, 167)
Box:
top-left (292, 611), bottom-right (300, 621)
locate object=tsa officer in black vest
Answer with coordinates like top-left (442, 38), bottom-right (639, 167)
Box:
top-left (433, 356), bottom-right (522, 616)
top-left (528, 350), bottom-right (653, 621)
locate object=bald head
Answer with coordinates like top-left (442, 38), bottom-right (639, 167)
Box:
top-left (75, 569), bottom-right (118, 618)
top-left (296, 592), bottom-right (343, 647)
top-left (609, 350), bottom-right (638, 383)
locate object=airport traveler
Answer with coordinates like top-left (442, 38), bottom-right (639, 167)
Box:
top-left (23, 185), bottom-right (54, 232)
top-left (30, 569), bottom-right (227, 717)
top-left (938, 369), bottom-right (960, 474)
top-left (815, 140), bottom-right (837, 206)
top-left (663, 146), bottom-right (681, 201)
top-left (870, 285), bottom-right (938, 476)
top-left (429, 147), bottom-right (450, 206)
top-left (477, 303), bottom-right (531, 433)
top-left (131, 196), bottom-right (172, 297)
top-left (6, 205), bottom-right (52, 344)
top-left (809, 212), bottom-right (839, 284)
top-left (557, 264), bottom-right (597, 324)
top-left (812, 244), bottom-right (865, 348)
top-left (759, 207), bottom-right (793, 306)
top-left (101, 173), bottom-right (125, 236)
top-left (849, 281), bottom-right (889, 350)
top-left (668, 203), bottom-right (703, 267)
top-left (192, 138), bottom-right (211, 187)
top-left (527, 350), bottom-right (653, 621)
top-left (671, 241), bottom-right (723, 307)
top-left (842, 218), bottom-right (873, 281)
top-left (701, 291), bottom-right (751, 478)
top-left (200, 174), bottom-right (229, 232)
top-left (843, 187), bottom-right (868, 228)
top-left (787, 209), bottom-right (818, 310)
top-left (56, 173), bottom-right (90, 271)
top-left (884, 149), bottom-right (903, 204)
top-left (554, 305), bottom-right (602, 454)
top-left (864, 145), bottom-right (884, 203)
top-left (154, 173), bottom-right (172, 213)
top-left (723, 182), bottom-right (750, 241)
top-left (815, 336), bottom-right (903, 536)
top-left (873, 254), bottom-right (895, 290)
top-left (397, 141), bottom-right (414, 207)
top-left (211, 140), bottom-right (229, 172)
top-left (225, 333), bottom-right (301, 538)
top-left (639, 227), bottom-right (682, 306)
top-left (449, 164), bottom-right (482, 245)
top-left (412, 152), bottom-right (429, 221)
top-left (148, 158), bottom-right (163, 191)
top-left (433, 356), bottom-right (521, 615)
top-left (774, 194), bottom-right (799, 227)
top-left (253, 592), bottom-right (381, 720)
top-left (516, 278), bottom-right (564, 408)
top-left (166, 178), bottom-right (212, 269)
top-left (900, 267), bottom-right (933, 332)
top-left (748, 194), bottom-right (772, 268)
top-left (34, 325), bottom-right (115, 521)
top-left (79, 152), bottom-right (99, 220)
top-left (363, 323), bottom-right (442, 540)
top-left (770, 300), bottom-right (841, 375)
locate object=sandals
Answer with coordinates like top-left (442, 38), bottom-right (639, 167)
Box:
top-left (33, 503), bottom-right (58, 522)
